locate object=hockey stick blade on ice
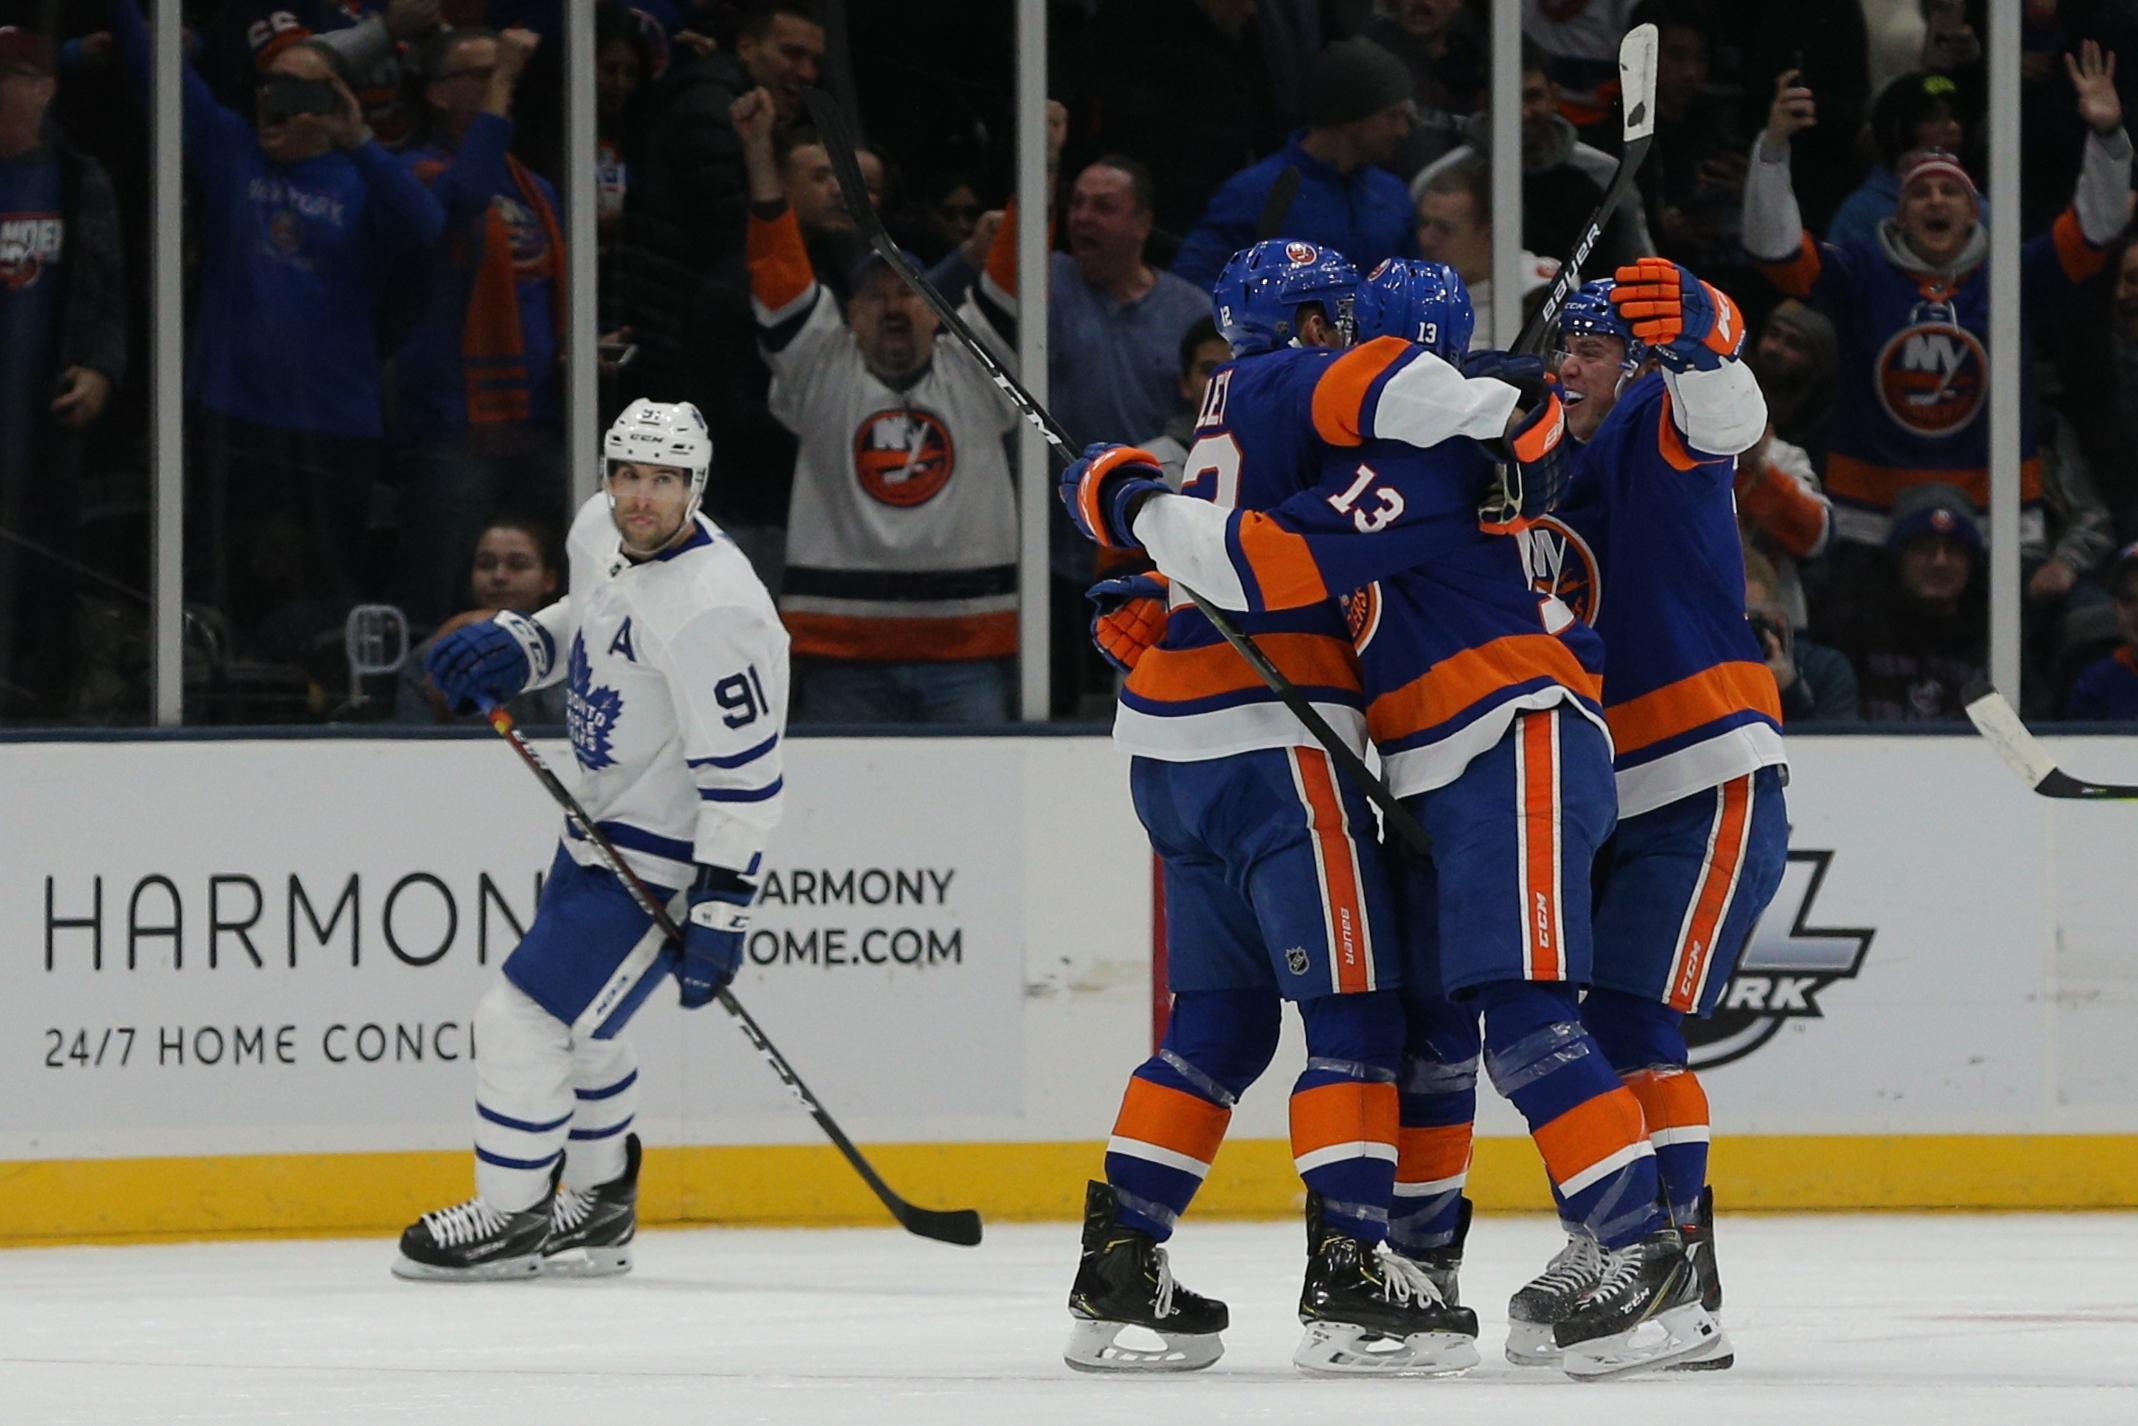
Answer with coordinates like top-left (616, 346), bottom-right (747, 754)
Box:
top-left (803, 91), bottom-right (1434, 857)
top-left (1512, 23), bottom-right (1658, 357)
top-left (1961, 679), bottom-right (2138, 800)
top-left (481, 702), bottom-right (985, 1246)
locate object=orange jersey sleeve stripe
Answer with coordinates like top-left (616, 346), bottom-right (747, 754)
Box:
top-left (1533, 1085), bottom-right (1651, 1194)
top-left (746, 207), bottom-right (815, 313)
top-left (1289, 1080), bottom-right (1399, 1164)
top-left (1606, 661), bottom-right (1783, 758)
top-left (1233, 511), bottom-right (1332, 610)
top-left (1126, 631), bottom-right (1362, 704)
top-left (1823, 453), bottom-right (2043, 513)
top-left (1310, 336), bottom-right (1411, 447)
top-left (1365, 633), bottom-right (1603, 745)
top-left (1112, 1078), bottom-right (1232, 1169)
top-left (1736, 463), bottom-right (1828, 556)
top-left (1656, 396), bottom-right (1707, 471)
top-left (2051, 207), bottom-right (2108, 283)
top-left (1290, 749), bottom-right (1374, 994)
top-left (782, 610), bottom-right (1017, 661)
top-left (1395, 1123), bottom-right (1474, 1183)
top-left (1517, 711), bottom-right (1565, 982)
top-left (1757, 231), bottom-right (1822, 299)
top-left (1622, 1067), bottom-right (1711, 1136)
top-left (1667, 775), bottom-right (1754, 1011)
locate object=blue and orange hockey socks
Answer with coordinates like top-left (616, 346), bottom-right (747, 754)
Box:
top-left (1289, 991), bottom-right (1403, 1242)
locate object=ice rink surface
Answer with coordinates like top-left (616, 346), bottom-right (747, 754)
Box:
top-left (3, 1212), bottom-right (2135, 1425)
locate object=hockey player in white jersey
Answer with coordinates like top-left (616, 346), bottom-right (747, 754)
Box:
top-left (393, 399), bottom-right (789, 1281)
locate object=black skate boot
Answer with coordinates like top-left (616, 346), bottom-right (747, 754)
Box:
top-left (543, 1134), bottom-right (640, 1278)
top-left (1294, 1192), bottom-right (1480, 1377)
top-left (1662, 1186), bottom-right (1734, 1371)
top-left (1553, 1225), bottom-right (1723, 1379)
top-left (1505, 1227), bottom-right (1605, 1366)
top-left (392, 1170), bottom-right (555, 1282)
top-left (1064, 1181), bottom-right (1228, 1373)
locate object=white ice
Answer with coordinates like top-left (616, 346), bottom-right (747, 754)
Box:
top-left (3, 1213), bottom-right (2135, 1425)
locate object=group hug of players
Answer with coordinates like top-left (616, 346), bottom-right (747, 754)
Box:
top-left (1057, 242), bottom-right (1789, 1381)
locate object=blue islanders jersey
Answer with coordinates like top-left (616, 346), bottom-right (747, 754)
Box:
top-left (1118, 336), bottom-right (1525, 762)
top-left (1538, 370), bottom-right (1785, 817)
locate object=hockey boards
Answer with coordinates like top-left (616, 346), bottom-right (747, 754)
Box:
top-left (1511, 23), bottom-right (1658, 357)
top-left (1962, 680), bottom-right (2138, 800)
top-left (802, 91), bottom-right (1435, 858)
top-left (481, 702), bottom-right (986, 1247)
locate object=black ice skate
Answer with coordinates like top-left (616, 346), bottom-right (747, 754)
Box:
top-left (1064, 1181), bottom-right (1228, 1373)
top-left (543, 1134), bottom-right (640, 1278)
top-left (392, 1194), bottom-right (551, 1282)
top-left (1505, 1228), bottom-right (1605, 1366)
top-left (1294, 1192), bottom-right (1480, 1377)
top-left (1553, 1225), bottom-right (1723, 1379)
top-left (1661, 1186), bottom-right (1734, 1371)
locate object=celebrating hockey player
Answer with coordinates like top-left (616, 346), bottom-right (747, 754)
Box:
top-left (392, 399), bottom-right (790, 1281)
top-left (1501, 267), bottom-right (1785, 1372)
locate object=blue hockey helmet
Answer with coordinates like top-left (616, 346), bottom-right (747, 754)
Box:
top-left (1559, 278), bottom-right (1645, 368)
top-left (1211, 239), bottom-right (1362, 356)
top-left (1355, 258), bottom-right (1476, 360)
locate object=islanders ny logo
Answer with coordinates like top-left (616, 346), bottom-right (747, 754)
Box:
top-left (1874, 321), bottom-right (1987, 438)
top-left (852, 407), bottom-right (955, 508)
top-left (0, 212), bottom-right (62, 292)
top-left (1521, 516), bottom-right (1602, 626)
top-left (1684, 849), bottom-right (1874, 1070)
top-left (1285, 241), bottom-right (1320, 265)
top-left (566, 636), bottom-right (623, 772)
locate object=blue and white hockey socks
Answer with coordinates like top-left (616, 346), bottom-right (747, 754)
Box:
top-left (1584, 988), bottom-right (1708, 1225)
top-left (1290, 991), bottom-right (1403, 1244)
top-left (1390, 994), bottom-right (1479, 1257)
top-left (1477, 980), bottom-right (1664, 1250)
top-left (564, 1036), bottom-right (639, 1192)
top-left (472, 978), bottom-right (575, 1211)
top-left (1103, 990), bottom-right (1279, 1240)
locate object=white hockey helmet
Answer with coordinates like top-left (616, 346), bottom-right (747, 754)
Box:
top-left (604, 398), bottom-right (714, 511)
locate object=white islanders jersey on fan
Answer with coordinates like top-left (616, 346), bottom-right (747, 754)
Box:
top-left (527, 494), bottom-right (791, 891)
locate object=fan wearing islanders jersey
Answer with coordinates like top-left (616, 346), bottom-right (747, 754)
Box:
top-left (1517, 267), bottom-right (1786, 1373)
top-left (1059, 241), bottom-right (1529, 1379)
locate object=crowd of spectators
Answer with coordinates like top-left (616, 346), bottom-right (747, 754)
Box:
top-left (17, 0), bottom-right (2138, 727)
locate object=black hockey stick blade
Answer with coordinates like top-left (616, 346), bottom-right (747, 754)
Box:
top-left (802, 92), bottom-right (1435, 857)
top-left (1254, 165), bottom-right (1302, 240)
top-left (1961, 678), bottom-right (2138, 799)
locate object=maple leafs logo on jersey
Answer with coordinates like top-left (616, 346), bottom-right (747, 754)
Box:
top-left (567, 635), bottom-right (623, 772)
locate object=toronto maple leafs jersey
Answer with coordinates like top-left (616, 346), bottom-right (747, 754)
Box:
top-left (526, 494), bottom-right (790, 893)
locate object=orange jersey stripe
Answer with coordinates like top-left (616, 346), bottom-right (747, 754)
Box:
top-left (1395, 1123), bottom-right (1474, 1183)
top-left (1533, 1086), bottom-right (1650, 1191)
top-left (746, 207), bottom-right (815, 313)
top-left (1606, 661), bottom-right (1782, 758)
top-left (782, 610), bottom-right (1017, 661)
top-left (1113, 1078), bottom-right (1232, 1168)
top-left (1234, 512), bottom-right (1332, 609)
top-left (1757, 231), bottom-right (1823, 300)
top-left (1622, 1067), bottom-right (1711, 1136)
top-left (1290, 1080), bottom-right (1399, 1160)
top-left (1290, 749), bottom-right (1372, 994)
top-left (1736, 461), bottom-right (1828, 556)
top-left (1667, 775), bottom-right (1754, 1011)
top-left (2051, 207), bottom-right (2108, 283)
top-left (1823, 453), bottom-right (2043, 513)
top-left (1365, 633), bottom-right (1603, 747)
top-left (1657, 395), bottom-right (1705, 471)
top-left (1125, 631), bottom-right (1361, 705)
top-left (1517, 711), bottom-right (1565, 982)
top-left (1310, 336), bottom-right (1411, 447)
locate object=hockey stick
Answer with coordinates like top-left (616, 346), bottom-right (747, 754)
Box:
top-left (803, 91), bottom-right (1434, 857)
top-left (1254, 165), bottom-right (1302, 242)
top-left (479, 701), bottom-right (985, 1246)
top-left (1961, 679), bottom-right (2138, 799)
top-left (1510, 23), bottom-right (1658, 358)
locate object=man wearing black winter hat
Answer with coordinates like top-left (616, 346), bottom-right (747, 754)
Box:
top-left (1171, 36), bottom-right (1419, 290)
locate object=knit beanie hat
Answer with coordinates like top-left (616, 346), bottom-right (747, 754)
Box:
top-left (1306, 38), bottom-right (1415, 128)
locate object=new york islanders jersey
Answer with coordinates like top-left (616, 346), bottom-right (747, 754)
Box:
top-left (749, 208), bottom-right (1020, 661)
top-left (527, 495), bottom-right (790, 891)
top-left (1539, 370), bottom-right (1785, 817)
top-left (1115, 336), bottom-right (1522, 761)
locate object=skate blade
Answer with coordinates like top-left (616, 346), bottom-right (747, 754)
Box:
top-left (1063, 1317), bottom-right (1223, 1373)
top-left (1660, 1322), bottom-right (1734, 1372)
top-left (1504, 1319), bottom-right (1562, 1367)
top-left (390, 1251), bottom-right (543, 1283)
top-left (540, 1244), bottom-right (635, 1279)
top-left (1560, 1303), bottom-right (1721, 1381)
top-left (1293, 1322), bottom-right (1479, 1377)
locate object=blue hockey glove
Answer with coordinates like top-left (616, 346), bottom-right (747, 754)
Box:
top-left (1461, 350), bottom-right (1551, 406)
top-left (678, 881), bottom-right (751, 1010)
top-left (1479, 386), bottom-right (1569, 533)
top-left (423, 610), bottom-right (553, 715)
top-left (1086, 572), bottom-right (1170, 675)
top-left (1611, 257), bottom-right (1744, 372)
top-left (1060, 442), bottom-right (1169, 550)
